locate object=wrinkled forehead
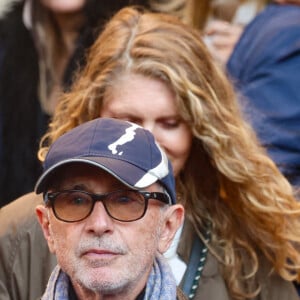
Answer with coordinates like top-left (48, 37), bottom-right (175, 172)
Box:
top-left (43, 163), bottom-right (119, 190)
top-left (43, 162), bottom-right (163, 193)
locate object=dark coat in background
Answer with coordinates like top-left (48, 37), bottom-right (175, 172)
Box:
top-left (0, 2), bottom-right (44, 205)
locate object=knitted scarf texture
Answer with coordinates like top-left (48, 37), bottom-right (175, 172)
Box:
top-left (41, 254), bottom-right (177, 300)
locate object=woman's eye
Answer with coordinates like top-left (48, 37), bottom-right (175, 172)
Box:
top-left (109, 114), bottom-right (141, 125)
top-left (161, 120), bottom-right (180, 129)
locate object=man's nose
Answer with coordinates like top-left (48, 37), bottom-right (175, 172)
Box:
top-left (84, 201), bottom-right (114, 235)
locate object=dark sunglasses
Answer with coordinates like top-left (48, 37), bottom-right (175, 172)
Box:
top-left (44, 189), bottom-right (171, 223)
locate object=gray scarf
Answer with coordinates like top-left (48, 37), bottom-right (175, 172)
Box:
top-left (41, 253), bottom-right (177, 299)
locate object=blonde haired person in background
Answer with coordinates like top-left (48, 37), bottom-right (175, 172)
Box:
top-left (189, 0), bottom-right (270, 67)
top-left (39, 6), bottom-right (300, 300)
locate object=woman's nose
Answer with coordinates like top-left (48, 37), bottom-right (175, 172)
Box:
top-left (142, 121), bottom-right (155, 133)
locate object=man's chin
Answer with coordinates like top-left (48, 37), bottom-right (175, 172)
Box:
top-left (75, 272), bottom-right (129, 296)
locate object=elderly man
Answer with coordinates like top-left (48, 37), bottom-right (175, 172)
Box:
top-left (34, 117), bottom-right (185, 300)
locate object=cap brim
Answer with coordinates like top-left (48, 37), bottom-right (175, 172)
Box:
top-left (35, 157), bottom-right (158, 194)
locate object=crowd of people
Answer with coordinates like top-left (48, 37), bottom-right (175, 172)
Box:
top-left (1, 1), bottom-right (300, 300)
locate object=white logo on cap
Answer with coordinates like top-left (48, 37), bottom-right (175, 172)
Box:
top-left (108, 123), bottom-right (140, 155)
top-left (134, 142), bottom-right (169, 187)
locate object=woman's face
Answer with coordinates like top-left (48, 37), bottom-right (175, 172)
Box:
top-left (41, 0), bottom-right (86, 13)
top-left (101, 73), bottom-right (193, 177)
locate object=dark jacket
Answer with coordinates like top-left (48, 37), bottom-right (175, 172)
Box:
top-left (227, 3), bottom-right (300, 187)
top-left (0, 3), bottom-right (94, 206)
top-left (177, 218), bottom-right (299, 300)
top-left (0, 193), bottom-right (298, 300)
top-left (0, 3), bottom-right (46, 205)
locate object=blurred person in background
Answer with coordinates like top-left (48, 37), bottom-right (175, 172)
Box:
top-left (226, 0), bottom-right (300, 188)
top-left (0, 0), bottom-right (152, 207)
top-left (189, 0), bottom-right (270, 67)
top-left (187, 0), bottom-right (300, 189)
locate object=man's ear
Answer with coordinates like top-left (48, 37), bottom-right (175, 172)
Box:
top-left (36, 204), bottom-right (56, 254)
top-left (158, 204), bottom-right (184, 253)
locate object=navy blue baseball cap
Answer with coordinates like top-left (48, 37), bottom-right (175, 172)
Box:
top-left (35, 118), bottom-right (176, 204)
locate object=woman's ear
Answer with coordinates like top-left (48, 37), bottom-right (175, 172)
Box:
top-left (36, 204), bottom-right (56, 253)
top-left (158, 204), bottom-right (184, 253)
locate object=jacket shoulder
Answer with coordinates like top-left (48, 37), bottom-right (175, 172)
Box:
top-left (176, 287), bottom-right (188, 300)
top-left (0, 192), bottom-right (56, 300)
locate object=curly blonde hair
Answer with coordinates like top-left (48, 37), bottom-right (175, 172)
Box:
top-left (39, 7), bottom-right (300, 299)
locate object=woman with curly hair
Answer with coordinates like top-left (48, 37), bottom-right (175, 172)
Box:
top-left (37, 6), bottom-right (300, 300)
top-left (1, 5), bottom-right (300, 300)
